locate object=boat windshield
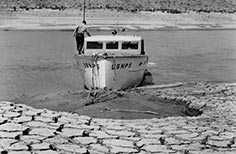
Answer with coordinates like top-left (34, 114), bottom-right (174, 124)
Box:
top-left (106, 42), bottom-right (118, 49)
top-left (85, 40), bottom-right (140, 53)
top-left (87, 41), bottom-right (103, 49)
top-left (122, 41), bottom-right (139, 49)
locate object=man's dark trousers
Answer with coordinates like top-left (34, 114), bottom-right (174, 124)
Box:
top-left (76, 33), bottom-right (84, 54)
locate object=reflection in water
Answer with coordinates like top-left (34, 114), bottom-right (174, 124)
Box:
top-left (0, 30), bottom-right (236, 100)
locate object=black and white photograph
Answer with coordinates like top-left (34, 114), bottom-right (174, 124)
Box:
top-left (0, 0), bottom-right (236, 153)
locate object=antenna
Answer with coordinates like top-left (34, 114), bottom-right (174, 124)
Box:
top-left (116, 12), bottom-right (126, 34)
top-left (116, 11), bottom-right (120, 35)
top-left (83, 0), bottom-right (86, 21)
top-left (116, 19), bottom-right (119, 35)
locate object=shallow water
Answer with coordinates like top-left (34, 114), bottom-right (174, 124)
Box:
top-left (0, 30), bottom-right (236, 100)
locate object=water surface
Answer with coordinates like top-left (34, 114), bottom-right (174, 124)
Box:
top-left (0, 30), bottom-right (236, 100)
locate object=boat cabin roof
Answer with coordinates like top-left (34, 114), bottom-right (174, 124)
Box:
top-left (85, 35), bottom-right (142, 42)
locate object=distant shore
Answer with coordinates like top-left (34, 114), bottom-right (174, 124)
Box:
top-left (1, 9), bottom-right (236, 31)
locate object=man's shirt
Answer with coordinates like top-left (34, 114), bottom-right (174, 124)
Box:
top-left (74, 24), bottom-right (90, 36)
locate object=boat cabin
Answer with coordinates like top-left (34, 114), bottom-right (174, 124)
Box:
top-left (84, 35), bottom-right (145, 55)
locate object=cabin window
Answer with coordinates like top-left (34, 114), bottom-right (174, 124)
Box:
top-left (122, 41), bottom-right (139, 49)
top-left (106, 42), bottom-right (118, 49)
top-left (86, 42), bottom-right (103, 49)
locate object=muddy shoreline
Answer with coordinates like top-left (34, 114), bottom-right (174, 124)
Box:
top-left (9, 82), bottom-right (230, 120)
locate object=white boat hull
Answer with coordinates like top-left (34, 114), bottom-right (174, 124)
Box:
top-left (74, 54), bottom-right (148, 90)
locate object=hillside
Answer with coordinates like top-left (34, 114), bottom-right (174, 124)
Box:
top-left (1, 0), bottom-right (236, 13)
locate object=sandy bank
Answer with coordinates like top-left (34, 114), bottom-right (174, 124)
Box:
top-left (0, 82), bottom-right (236, 153)
top-left (1, 9), bottom-right (236, 31)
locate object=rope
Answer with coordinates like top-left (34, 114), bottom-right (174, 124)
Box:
top-left (104, 107), bottom-right (159, 116)
top-left (91, 53), bottom-right (100, 88)
top-left (87, 53), bottom-right (100, 102)
top-left (113, 55), bottom-right (117, 81)
top-left (85, 89), bottom-right (123, 106)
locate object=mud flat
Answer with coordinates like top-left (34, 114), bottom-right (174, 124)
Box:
top-left (11, 83), bottom-right (195, 120)
top-left (0, 82), bottom-right (236, 153)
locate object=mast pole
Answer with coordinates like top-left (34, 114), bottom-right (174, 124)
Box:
top-left (83, 0), bottom-right (86, 21)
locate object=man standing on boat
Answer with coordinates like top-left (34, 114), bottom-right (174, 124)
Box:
top-left (73, 20), bottom-right (91, 54)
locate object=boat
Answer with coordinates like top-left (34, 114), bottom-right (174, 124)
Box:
top-left (74, 35), bottom-right (149, 90)
top-left (74, 0), bottom-right (149, 90)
